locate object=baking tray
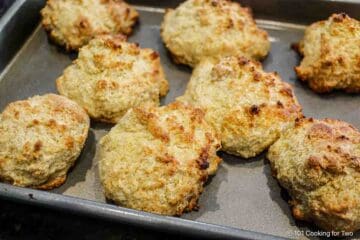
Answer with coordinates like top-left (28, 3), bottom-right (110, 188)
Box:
top-left (0, 0), bottom-right (359, 239)
top-left (0, 1), bottom-right (14, 18)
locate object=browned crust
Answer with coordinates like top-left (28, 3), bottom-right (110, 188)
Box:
top-left (291, 42), bottom-right (301, 55)
top-left (178, 55), bottom-right (303, 158)
top-left (293, 13), bottom-right (360, 93)
top-left (169, 51), bottom-right (188, 67)
top-left (41, 0), bottom-right (139, 51)
top-left (133, 101), bottom-right (209, 147)
top-left (0, 94), bottom-right (90, 190)
top-left (46, 94), bottom-right (89, 124)
top-left (89, 114), bottom-right (118, 124)
top-left (99, 101), bottom-right (221, 215)
top-left (160, 0), bottom-right (270, 67)
top-left (36, 175), bottom-right (66, 190)
top-left (268, 117), bottom-right (360, 232)
top-left (56, 35), bottom-right (168, 123)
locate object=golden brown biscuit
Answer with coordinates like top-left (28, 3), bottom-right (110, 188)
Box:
top-left (98, 102), bottom-right (221, 215)
top-left (0, 94), bottom-right (90, 189)
top-left (57, 35), bottom-right (169, 123)
top-left (41, 0), bottom-right (139, 51)
top-left (268, 118), bottom-right (360, 232)
top-left (177, 56), bottom-right (303, 158)
top-left (161, 0), bottom-right (270, 67)
top-left (295, 13), bottom-right (360, 93)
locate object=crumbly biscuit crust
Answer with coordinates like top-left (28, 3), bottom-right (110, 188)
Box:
top-left (178, 56), bottom-right (302, 158)
top-left (99, 102), bottom-right (221, 215)
top-left (41, 0), bottom-right (139, 50)
top-left (0, 94), bottom-right (90, 189)
top-left (268, 118), bottom-right (360, 232)
top-left (295, 13), bottom-right (360, 93)
top-left (161, 0), bottom-right (270, 67)
top-left (57, 35), bottom-right (169, 123)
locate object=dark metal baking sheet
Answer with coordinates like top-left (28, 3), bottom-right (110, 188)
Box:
top-left (0, 1), bottom-right (359, 239)
top-left (0, 1), bottom-right (14, 18)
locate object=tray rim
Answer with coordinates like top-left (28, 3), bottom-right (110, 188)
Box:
top-left (0, 183), bottom-right (287, 240)
top-left (0, 0), bottom-right (358, 239)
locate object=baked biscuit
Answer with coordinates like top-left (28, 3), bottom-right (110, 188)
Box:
top-left (0, 94), bottom-right (90, 189)
top-left (41, 0), bottom-right (138, 50)
top-left (268, 118), bottom-right (360, 232)
top-left (57, 35), bottom-right (169, 123)
top-left (177, 56), bottom-right (302, 158)
top-left (160, 0), bottom-right (269, 68)
top-left (295, 13), bottom-right (360, 93)
top-left (98, 102), bottom-right (221, 215)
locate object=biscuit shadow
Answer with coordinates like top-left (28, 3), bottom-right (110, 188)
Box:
top-left (292, 76), bottom-right (314, 94)
top-left (157, 38), bottom-right (192, 74)
top-left (129, 17), bottom-right (141, 37)
top-left (45, 33), bottom-right (78, 61)
top-left (263, 158), bottom-right (326, 240)
top-left (92, 142), bottom-right (106, 202)
top-left (90, 121), bottom-right (114, 131)
top-left (261, 50), bottom-right (273, 69)
top-left (219, 151), bottom-right (266, 168)
top-left (292, 76), bottom-right (330, 99)
top-left (51, 130), bottom-right (96, 194)
top-left (42, 28), bottom-right (78, 60)
top-left (292, 76), bottom-right (359, 100)
top-left (155, 37), bottom-right (192, 104)
top-left (184, 163), bottom-right (227, 220)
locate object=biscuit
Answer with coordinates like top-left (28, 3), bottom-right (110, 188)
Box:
top-left (57, 35), bottom-right (169, 123)
top-left (41, 0), bottom-right (139, 50)
top-left (267, 118), bottom-right (360, 232)
top-left (295, 13), bottom-right (360, 93)
top-left (160, 0), bottom-right (270, 67)
top-left (177, 56), bottom-right (303, 158)
top-left (98, 102), bottom-right (221, 215)
top-left (0, 94), bottom-right (90, 189)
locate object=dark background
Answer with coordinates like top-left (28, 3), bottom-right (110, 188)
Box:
top-left (0, 199), bottom-right (191, 240)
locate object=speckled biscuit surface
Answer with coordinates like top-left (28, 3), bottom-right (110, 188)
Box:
top-left (295, 13), bottom-right (360, 93)
top-left (0, 94), bottom-right (90, 189)
top-left (268, 118), bottom-right (360, 232)
top-left (177, 56), bottom-right (302, 158)
top-left (41, 0), bottom-right (139, 50)
top-left (57, 35), bottom-right (169, 123)
top-left (160, 0), bottom-right (270, 67)
top-left (98, 102), bottom-right (221, 215)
